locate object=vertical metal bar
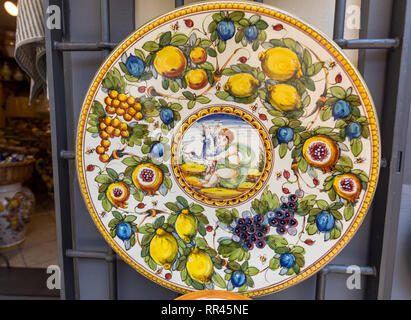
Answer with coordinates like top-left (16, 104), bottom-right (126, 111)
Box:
top-left (100, 0), bottom-right (118, 301)
top-left (44, 0), bottom-right (76, 300)
top-left (366, 0), bottom-right (411, 299)
top-left (333, 0), bottom-right (347, 40)
top-left (175, 0), bottom-right (184, 8)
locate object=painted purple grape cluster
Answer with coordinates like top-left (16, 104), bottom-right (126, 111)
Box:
top-left (233, 215), bottom-right (270, 251)
top-left (267, 194), bottom-right (299, 235)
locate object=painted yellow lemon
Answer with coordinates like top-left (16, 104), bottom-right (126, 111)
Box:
top-left (185, 69), bottom-right (208, 90)
top-left (175, 208), bottom-right (197, 243)
top-left (190, 47), bottom-right (207, 64)
top-left (333, 173), bottom-right (362, 203)
top-left (302, 135), bottom-right (340, 173)
top-left (106, 182), bottom-right (130, 209)
top-left (180, 163), bottom-right (206, 175)
top-left (186, 247), bottom-right (213, 284)
top-left (259, 47), bottom-right (302, 81)
top-left (223, 73), bottom-right (259, 98)
top-left (154, 46), bottom-right (187, 78)
top-left (267, 84), bottom-right (301, 112)
top-left (132, 163), bottom-right (164, 195)
top-left (184, 176), bottom-right (203, 189)
top-left (237, 182), bottom-right (254, 191)
top-left (149, 228), bottom-right (178, 269)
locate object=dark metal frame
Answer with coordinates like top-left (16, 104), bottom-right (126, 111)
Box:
top-left (44, 0), bottom-right (407, 300)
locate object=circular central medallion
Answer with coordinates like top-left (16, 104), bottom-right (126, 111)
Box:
top-left (171, 106), bottom-right (273, 206)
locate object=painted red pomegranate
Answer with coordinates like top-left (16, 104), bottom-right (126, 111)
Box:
top-left (302, 135), bottom-right (340, 172)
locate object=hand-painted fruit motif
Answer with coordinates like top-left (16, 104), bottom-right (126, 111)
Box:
top-left (149, 228), bottom-right (178, 269)
top-left (280, 253), bottom-right (295, 268)
top-left (267, 84), bottom-right (301, 112)
top-left (186, 247), bottom-right (213, 284)
top-left (333, 173), bottom-right (362, 203)
top-left (332, 100), bottom-right (351, 119)
top-left (190, 47), bottom-right (207, 64)
top-left (223, 73), bottom-right (259, 98)
top-left (154, 46), bottom-right (187, 78)
top-left (150, 142), bottom-right (164, 158)
top-left (347, 122), bottom-right (362, 139)
top-left (106, 182), bottom-right (130, 208)
top-left (244, 25), bottom-right (258, 42)
top-left (116, 223), bottom-right (132, 240)
top-left (160, 108), bottom-right (174, 125)
top-left (259, 47), bottom-right (302, 81)
top-left (217, 20), bottom-right (235, 40)
top-left (175, 208), bottom-right (197, 243)
top-left (231, 271), bottom-right (246, 287)
top-left (315, 211), bottom-right (335, 232)
top-left (132, 163), bottom-right (164, 195)
top-left (302, 135), bottom-right (340, 172)
top-left (277, 127), bottom-right (294, 143)
top-left (126, 55), bottom-right (145, 77)
top-left (185, 69), bottom-right (208, 90)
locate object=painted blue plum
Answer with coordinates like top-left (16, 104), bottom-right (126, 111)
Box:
top-left (150, 142), bottom-right (164, 158)
top-left (116, 223), bottom-right (132, 240)
top-left (332, 100), bottom-right (351, 119)
top-left (347, 122), bottom-right (362, 139)
top-left (316, 211), bottom-right (335, 232)
top-left (126, 55), bottom-right (145, 77)
top-left (160, 108), bottom-right (174, 125)
top-left (280, 253), bottom-right (295, 268)
top-left (277, 127), bottom-right (294, 143)
top-left (217, 21), bottom-right (235, 41)
top-left (231, 271), bottom-right (246, 287)
top-left (244, 25), bottom-right (258, 42)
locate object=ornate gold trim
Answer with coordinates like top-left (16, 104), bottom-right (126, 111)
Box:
top-left (171, 106), bottom-right (273, 207)
top-left (76, 1), bottom-right (381, 297)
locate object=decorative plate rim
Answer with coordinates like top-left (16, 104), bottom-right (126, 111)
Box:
top-left (75, 0), bottom-right (381, 297)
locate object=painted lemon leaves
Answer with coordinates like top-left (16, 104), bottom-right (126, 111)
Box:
top-left (321, 86), bottom-right (369, 157)
top-left (137, 196), bottom-right (223, 290)
top-left (208, 11), bottom-right (269, 52)
top-left (141, 30), bottom-right (215, 98)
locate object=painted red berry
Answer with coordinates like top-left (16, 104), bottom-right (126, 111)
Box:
top-left (313, 178), bottom-right (320, 186)
top-left (87, 164), bottom-right (95, 172)
top-left (238, 56), bottom-right (247, 63)
top-left (304, 239), bottom-right (315, 245)
top-left (335, 73), bottom-right (342, 83)
top-left (282, 187), bottom-right (290, 194)
top-left (138, 86), bottom-right (146, 93)
top-left (206, 225), bottom-right (213, 232)
top-left (137, 203), bottom-right (145, 209)
top-left (283, 170), bottom-right (290, 180)
top-left (273, 24), bottom-right (284, 31)
top-left (259, 113), bottom-right (267, 121)
top-left (184, 19), bottom-right (194, 27)
top-left (165, 273), bottom-right (172, 280)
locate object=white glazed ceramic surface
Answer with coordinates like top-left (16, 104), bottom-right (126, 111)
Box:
top-left (76, 1), bottom-right (380, 296)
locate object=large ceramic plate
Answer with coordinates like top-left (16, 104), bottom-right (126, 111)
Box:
top-left (76, 1), bottom-right (380, 297)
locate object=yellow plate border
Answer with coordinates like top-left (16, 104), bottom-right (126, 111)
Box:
top-left (76, 0), bottom-right (381, 297)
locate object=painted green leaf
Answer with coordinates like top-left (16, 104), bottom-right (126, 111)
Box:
top-left (142, 41), bottom-right (160, 52)
top-left (269, 258), bottom-right (280, 270)
top-left (212, 273), bottom-right (226, 289)
top-left (102, 198), bottom-right (112, 212)
top-left (351, 138), bottom-right (363, 157)
top-left (170, 33), bottom-right (188, 45)
top-left (329, 86), bottom-right (346, 99)
top-left (95, 175), bottom-right (113, 184)
top-left (344, 205), bottom-right (354, 221)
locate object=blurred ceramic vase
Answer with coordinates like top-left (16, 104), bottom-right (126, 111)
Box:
top-left (0, 62), bottom-right (12, 81)
top-left (0, 184), bottom-right (35, 249)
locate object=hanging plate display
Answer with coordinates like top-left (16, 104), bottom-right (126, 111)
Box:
top-left (76, 1), bottom-right (380, 297)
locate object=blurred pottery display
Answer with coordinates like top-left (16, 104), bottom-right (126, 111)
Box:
top-left (0, 62), bottom-right (12, 81)
top-left (0, 183), bottom-right (35, 249)
top-left (76, 1), bottom-right (380, 296)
